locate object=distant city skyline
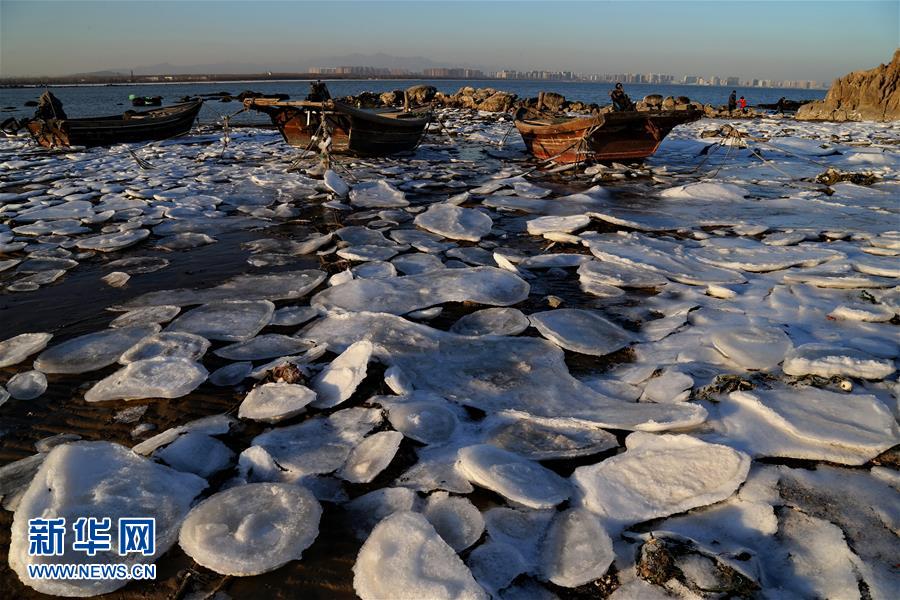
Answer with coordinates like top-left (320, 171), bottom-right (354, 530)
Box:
top-left (1, 1), bottom-right (897, 81)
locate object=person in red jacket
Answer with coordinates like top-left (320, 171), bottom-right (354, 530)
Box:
top-left (738, 96), bottom-right (747, 111)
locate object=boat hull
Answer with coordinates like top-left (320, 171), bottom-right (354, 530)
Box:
top-left (515, 109), bottom-right (701, 164)
top-left (26, 101), bottom-right (203, 148)
top-left (252, 101), bottom-right (429, 156)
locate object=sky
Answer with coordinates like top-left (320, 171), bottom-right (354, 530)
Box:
top-left (1, 1), bottom-right (897, 80)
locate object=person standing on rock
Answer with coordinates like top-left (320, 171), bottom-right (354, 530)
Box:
top-left (610, 83), bottom-right (634, 111)
top-left (728, 90), bottom-right (737, 114)
top-left (738, 96), bottom-right (747, 111)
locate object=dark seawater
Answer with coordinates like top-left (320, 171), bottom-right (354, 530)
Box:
top-left (0, 79), bottom-right (826, 124)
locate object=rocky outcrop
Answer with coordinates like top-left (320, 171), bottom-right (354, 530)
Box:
top-left (797, 49), bottom-right (900, 122)
top-left (405, 85), bottom-right (437, 105)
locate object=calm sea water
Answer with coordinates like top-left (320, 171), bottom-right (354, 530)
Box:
top-left (0, 79), bottom-right (826, 124)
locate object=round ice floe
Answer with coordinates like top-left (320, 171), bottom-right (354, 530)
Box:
top-left (340, 431), bottom-right (403, 483)
top-left (467, 541), bottom-right (529, 596)
top-left (337, 244), bottom-right (400, 262)
top-left (384, 396), bottom-right (459, 445)
top-left (577, 259), bottom-right (668, 288)
top-left (541, 508), bottom-right (614, 588)
top-left (353, 511), bottom-right (487, 600)
top-left (7, 370), bottom-right (47, 400)
top-left (34, 324), bottom-right (160, 374)
top-left (154, 432), bottom-right (234, 478)
top-left (484, 414), bottom-right (618, 460)
top-left (782, 343), bottom-right (895, 379)
top-left (119, 332), bottom-right (210, 364)
top-left (85, 358), bottom-right (208, 402)
top-left (179, 483), bottom-right (322, 576)
top-left (0, 332), bottom-right (52, 368)
top-left (853, 255), bottom-right (900, 278)
top-left (110, 305), bottom-right (180, 328)
top-left (350, 180), bottom-right (409, 208)
top-left (457, 444), bottom-right (571, 509)
top-left (75, 228), bottom-right (149, 252)
top-left (312, 340), bottom-right (373, 408)
top-left (166, 300), bottom-right (275, 342)
top-left (10, 442), bottom-right (206, 597)
top-left (391, 252), bottom-right (445, 275)
top-left (209, 361), bottom-right (252, 387)
top-left (352, 260), bottom-right (398, 279)
top-left (414, 203), bottom-right (493, 242)
top-left (572, 433), bottom-right (750, 528)
top-left (423, 491), bottom-right (484, 551)
top-left (828, 303), bottom-right (895, 322)
top-left (529, 308), bottom-right (633, 356)
top-left (709, 325), bottom-right (793, 371)
top-left (214, 334), bottom-right (312, 361)
top-left (239, 383), bottom-right (316, 423)
top-left (450, 307), bottom-right (529, 336)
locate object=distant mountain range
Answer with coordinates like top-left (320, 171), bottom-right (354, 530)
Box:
top-left (81, 53), bottom-right (490, 76)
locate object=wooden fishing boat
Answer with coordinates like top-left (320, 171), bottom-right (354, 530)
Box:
top-left (26, 100), bottom-right (203, 148)
top-left (243, 98), bottom-right (431, 156)
top-left (514, 106), bottom-right (701, 164)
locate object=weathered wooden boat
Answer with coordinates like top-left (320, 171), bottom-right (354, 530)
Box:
top-left (514, 106), bottom-right (702, 164)
top-left (26, 100), bottom-right (203, 148)
top-left (243, 98), bottom-right (431, 156)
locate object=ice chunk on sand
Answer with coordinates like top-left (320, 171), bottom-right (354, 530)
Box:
top-left (383, 394), bottom-right (460, 445)
top-left (353, 511), bottom-right (487, 600)
top-left (541, 508), bottom-right (614, 588)
top-left (153, 431), bottom-right (234, 478)
top-left (344, 487), bottom-right (419, 539)
top-left (167, 300), bottom-right (274, 342)
top-left (300, 312), bottom-right (707, 431)
top-left (782, 343), bottom-right (895, 379)
top-left (119, 331), bottom-right (210, 363)
top-left (350, 180), bottom-right (409, 208)
top-left (660, 182), bottom-right (745, 202)
top-left (0, 332), bottom-right (53, 368)
top-left (710, 325), bottom-right (793, 370)
top-left (7, 370), bottom-right (47, 400)
top-left (578, 259), bottom-right (668, 288)
top-left (529, 308), bottom-right (633, 356)
top-left (414, 203), bottom-right (493, 242)
top-left (457, 444), bottom-right (571, 509)
top-left (707, 388), bottom-right (900, 463)
top-left (10, 442), bottom-right (206, 597)
top-left (179, 483), bottom-right (322, 576)
top-left (239, 383), bottom-right (316, 423)
top-left (245, 408), bottom-right (382, 482)
top-left (526, 214), bottom-right (590, 235)
top-left (34, 324), bottom-right (160, 374)
top-left (340, 431), bottom-right (403, 483)
top-left (467, 541), bottom-right (529, 596)
top-left (450, 307), bottom-right (529, 336)
top-left (573, 432), bottom-right (750, 528)
top-left (214, 334), bottom-right (312, 360)
top-left (423, 491), bottom-right (484, 551)
top-left (483, 413), bottom-right (618, 460)
top-left (84, 358), bottom-right (208, 402)
top-left (312, 267), bottom-right (529, 315)
top-left (312, 340), bottom-right (373, 409)
top-left (109, 305), bottom-right (180, 328)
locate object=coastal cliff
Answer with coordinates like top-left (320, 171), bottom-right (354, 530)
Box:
top-left (797, 49), bottom-right (900, 122)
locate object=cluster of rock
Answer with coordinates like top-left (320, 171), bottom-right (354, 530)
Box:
top-left (354, 84), bottom-right (701, 116)
top-left (797, 49), bottom-right (900, 122)
top-left (701, 104), bottom-right (762, 119)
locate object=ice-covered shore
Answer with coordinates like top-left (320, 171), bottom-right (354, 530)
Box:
top-left (0, 110), bottom-right (898, 598)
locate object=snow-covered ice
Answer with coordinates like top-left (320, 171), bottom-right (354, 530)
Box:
top-left (239, 382), bottom-right (317, 423)
top-left (457, 444), bottom-right (571, 509)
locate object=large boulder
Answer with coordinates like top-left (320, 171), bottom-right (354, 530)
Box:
top-left (380, 90), bottom-right (403, 106)
top-left (797, 50), bottom-right (900, 122)
top-left (477, 91), bottom-right (517, 113)
top-left (539, 91), bottom-right (566, 111)
top-left (405, 85), bottom-right (437, 105)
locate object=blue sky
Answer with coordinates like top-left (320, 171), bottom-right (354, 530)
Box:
top-left (1, 1), bottom-right (897, 79)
